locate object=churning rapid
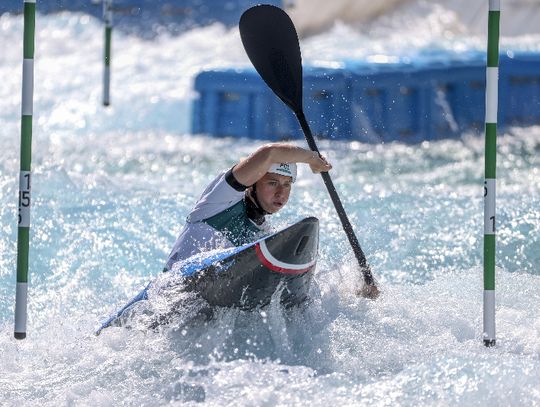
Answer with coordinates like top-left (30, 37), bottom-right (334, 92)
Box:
top-left (0, 8), bottom-right (539, 406)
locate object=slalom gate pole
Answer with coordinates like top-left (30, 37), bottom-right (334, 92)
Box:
top-left (14, 0), bottom-right (36, 340)
top-left (483, 0), bottom-right (500, 348)
top-left (103, 0), bottom-right (112, 106)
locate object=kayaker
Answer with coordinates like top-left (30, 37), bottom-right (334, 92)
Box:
top-left (164, 142), bottom-right (332, 270)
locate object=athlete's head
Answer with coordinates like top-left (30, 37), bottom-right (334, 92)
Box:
top-left (250, 163), bottom-right (296, 214)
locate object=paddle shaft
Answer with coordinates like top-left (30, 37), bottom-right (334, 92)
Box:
top-left (295, 111), bottom-right (375, 286)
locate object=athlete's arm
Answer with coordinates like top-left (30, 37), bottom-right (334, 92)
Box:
top-left (232, 143), bottom-right (332, 187)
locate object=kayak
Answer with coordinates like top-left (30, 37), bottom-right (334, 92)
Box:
top-left (96, 217), bottom-right (319, 334)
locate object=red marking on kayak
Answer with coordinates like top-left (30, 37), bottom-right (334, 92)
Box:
top-left (255, 243), bottom-right (313, 275)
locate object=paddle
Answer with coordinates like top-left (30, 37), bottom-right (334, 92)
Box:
top-left (239, 5), bottom-right (379, 299)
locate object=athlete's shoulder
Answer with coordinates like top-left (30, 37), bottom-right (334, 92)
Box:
top-left (187, 168), bottom-right (246, 223)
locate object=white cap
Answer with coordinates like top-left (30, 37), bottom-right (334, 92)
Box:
top-left (267, 162), bottom-right (297, 182)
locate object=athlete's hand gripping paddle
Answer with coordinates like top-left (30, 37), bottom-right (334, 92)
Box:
top-left (239, 4), bottom-right (379, 299)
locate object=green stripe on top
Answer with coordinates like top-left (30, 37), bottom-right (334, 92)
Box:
top-left (487, 11), bottom-right (500, 67)
top-left (485, 123), bottom-right (497, 178)
top-left (484, 234), bottom-right (495, 289)
top-left (23, 2), bottom-right (35, 59)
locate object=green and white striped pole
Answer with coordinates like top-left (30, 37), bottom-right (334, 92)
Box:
top-left (14, 0), bottom-right (36, 340)
top-left (483, 0), bottom-right (500, 348)
top-left (103, 0), bottom-right (112, 106)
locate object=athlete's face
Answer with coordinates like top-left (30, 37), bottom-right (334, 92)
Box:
top-left (254, 173), bottom-right (293, 213)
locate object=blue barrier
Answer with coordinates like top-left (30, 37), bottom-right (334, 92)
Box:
top-left (192, 68), bottom-right (352, 140)
top-left (192, 53), bottom-right (540, 142)
top-left (303, 69), bottom-right (352, 140)
top-left (348, 61), bottom-right (486, 142)
top-left (192, 70), bottom-right (296, 140)
top-left (500, 53), bottom-right (540, 126)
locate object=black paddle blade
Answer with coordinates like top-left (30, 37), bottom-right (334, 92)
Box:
top-left (239, 4), bottom-right (303, 113)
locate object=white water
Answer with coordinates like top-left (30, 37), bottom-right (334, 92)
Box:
top-left (0, 11), bottom-right (539, 406)
top-left (289, 0), bottom-right (540, 38)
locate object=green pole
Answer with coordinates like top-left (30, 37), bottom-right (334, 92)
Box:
top-left (14, 0), bottom-right (36, 340)
top-left (483, 0), bottom-right (500, 347)
top-left (103, 0), bottom-right (112, 106)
